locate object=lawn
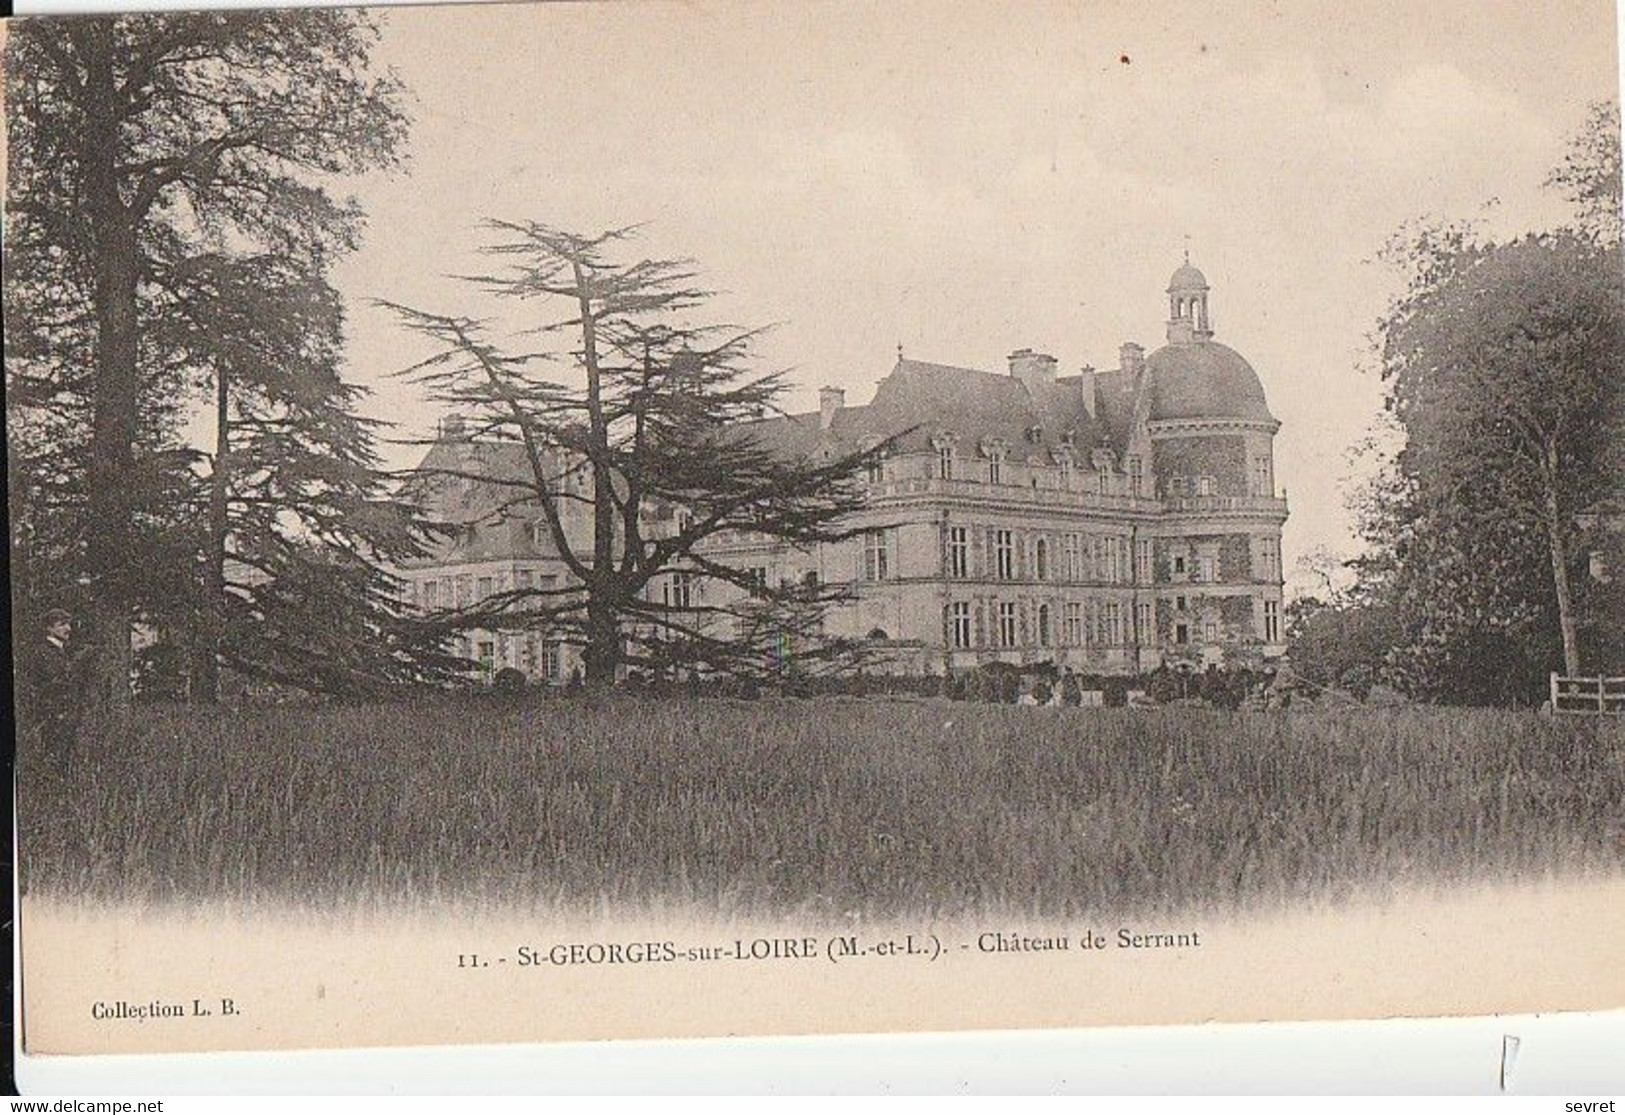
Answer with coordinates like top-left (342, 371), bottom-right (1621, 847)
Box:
top-left (20, 696), bottom-right (1625, 919)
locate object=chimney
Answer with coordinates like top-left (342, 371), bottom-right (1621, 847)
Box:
top-left (819, 386), bottom-right (845, 430)
top-left (1119, 342), bottom-right (1145, 378)
top-left (1078, 364), bottom-right (1097, 419)
top-left (1008, 348), bottom-right (1058, 400)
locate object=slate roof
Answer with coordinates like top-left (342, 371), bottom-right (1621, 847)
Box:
top-left (743, 357), bottom-right (1123, 460)
top-left (410, 335), bottom-right (1276, 508)
top-left (1168, 262), bottom-right (1210, 291)
top-left (1143, 341), bottom-right (1275, 423)
top-left (411, 438), bottom-right (540, 527)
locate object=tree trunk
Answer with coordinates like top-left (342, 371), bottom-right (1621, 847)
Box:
top-left (575, 259), bottom-right (619, 688)
top-left (194, 367), bottom-right (232, 703)
top-left (583, 597), bottom-right (621, 687)
top-left (80, 26), bottom-right (141, 720)
top-left (1542, 460), bottom-right (1583, 677)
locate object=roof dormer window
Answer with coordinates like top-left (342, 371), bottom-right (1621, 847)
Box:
top-left (980, 438), bottom-right (1009, 485)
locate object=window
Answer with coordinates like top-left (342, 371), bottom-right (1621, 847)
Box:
top-left (1135, 540), bottom-right (1153, 585)
top-left (1034, 537), bottom-right (1049, 581)
top-left (1196, 475), bottom-right (1215, 497)
top-left (531, 521), bottom-right (549, 548)
top-left (1264, 600), bottom-right (1281, 642)
top-left (1136, 602), bottom-right (1153, 646)
top-left (1127, 456), bottom-right (1143, 496)
top-left (539, 639), bottom-right (560, 682)
top-left (867, 456), bottom-right (887, 484)
top-left (663, 572), bottom-right (694, 609)
top-left (746, 566), bottom-right (769, 593)
top-left (1104, 602), bottom-right (1123, 645)
top-left (1252, 456), bottom-right (1273, 497)
top-left (424, 581), bottom-right (439, 609)
top-left (863, 529), bottom-right (891, 581)
top-left (994, 530), bottom-right (1016, 580)
top-left (477, 576), bottom-right (494, 600)
top-left (949, 602), bottom-right (973, 649)
top-left (1063, 534), bottom-right (1080, 581)
top-left (516, 569), bottom-right (533, 590)
top-left (1173, 554), bottom-right (1187, 576)
top-left (1204, 620), bottom-right (1218, 643)
top-left (1097, 469), bottom-right (1110, 495)
top-left (1175, 623), bottom-right (1190, 645)
top-left (987, 455), bottom-right (1003, 485)
top-left (675, 509), bottom-right (694, 534)
top-left (1176, 595), bottom-right (1188, 611)
top-left (997, 602), bottom-right (1018, 648)
top-left (1064, 603), bottom-right (1083, 646)
top-left (477, 639), bottom-right (496, 677)
top-left (1037, 603), bottom-right (1051, 647)
top-left (1170, 476), bottom-right (1187, 497)
top-left (1193, 556), bottom-right (1214, 583)
top-left (947, 527), bottom-right (970, 578)
top-left (1060, 457), bottom-right (1075, 489)
top-left (938, 445), bottom-right (954, 480)
top-left (1260, 538), bottom-right (1282, 582)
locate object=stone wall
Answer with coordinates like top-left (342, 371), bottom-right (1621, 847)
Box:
top-left (1151, 435), bottom-right (1247, 496)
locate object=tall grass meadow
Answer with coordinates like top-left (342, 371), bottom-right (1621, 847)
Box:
top-left (21, 697), bottom-right (1625, 920)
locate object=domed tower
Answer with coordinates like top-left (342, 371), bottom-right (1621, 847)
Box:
top-left (1141, 258), bottom-right (1287, 665)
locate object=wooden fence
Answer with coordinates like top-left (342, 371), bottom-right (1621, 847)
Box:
top-left (1549, 673), bottom-right (1625, 715)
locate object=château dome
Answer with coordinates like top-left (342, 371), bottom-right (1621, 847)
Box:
top-left (1144, 340), bottom-right (1275, 423)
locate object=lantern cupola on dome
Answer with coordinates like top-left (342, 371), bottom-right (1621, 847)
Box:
top-left (1166, 252), bottom-right (1212, 344)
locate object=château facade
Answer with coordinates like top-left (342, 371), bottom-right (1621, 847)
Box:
top-left (397, 260), bottom-right (1288, 681)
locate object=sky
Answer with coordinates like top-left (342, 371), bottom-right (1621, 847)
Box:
top-left (31, 0), bottom-right (1619, 593)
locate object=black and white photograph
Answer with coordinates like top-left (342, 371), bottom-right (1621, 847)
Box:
top-left (5, 0), bottom-right (1624, 1074)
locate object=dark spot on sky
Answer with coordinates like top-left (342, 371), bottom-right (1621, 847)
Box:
top-left (1119, 54), bottom-right (1131, 65)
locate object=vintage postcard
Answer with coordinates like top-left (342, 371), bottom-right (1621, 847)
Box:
top-left (6, 0), bottom-right (1624, 1071)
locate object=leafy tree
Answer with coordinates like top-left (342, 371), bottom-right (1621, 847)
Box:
top-left (1347, 103), bottom-right (1625, 701)
top-left (386, 222), bottom-right (892, 688)
top-left (1367, 233), bottom-right (1623, 689)
top-left (1547, 100), bottom-right (1623, 247)
top-left (1286, 597), bottom-right (1404, 697)
top-left (4, 10), bottom-right (410, 710)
